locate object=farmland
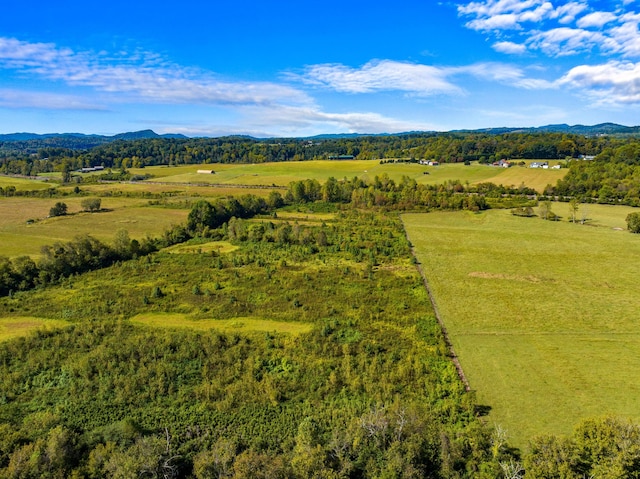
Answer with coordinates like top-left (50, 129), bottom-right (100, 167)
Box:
top-left (0, 138), bottom-right (639, 476)
top-left (403, 206), bottom-right (640, 446)
top-left (130, 160), bottom-right (566, 191)
top-left (0, 196), bottom-right (189, 257)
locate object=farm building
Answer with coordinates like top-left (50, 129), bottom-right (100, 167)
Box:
top-left (79, 166), bottom-right (105, 173)
top-left (197, 169), bottom-right (215, 174)
top-left (530, 161), bottom-right (548, 169)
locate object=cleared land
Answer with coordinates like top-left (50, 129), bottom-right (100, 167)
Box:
top-left (131, 313), bottom-right (313, 335)
top-left (0, 176), bottom-right (54, 192)
top-left (130, 160), bottom-right (567, 192)
top-left (0, 316), bottom-right (69, 342)
top-left (403, 206), bottom-right (640, 447)
top-left (0, 197), bottom-right (188, 257)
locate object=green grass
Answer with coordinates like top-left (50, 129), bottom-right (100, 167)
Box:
top-left (0, 316), bottom-right (69, 341)
top-left (164, 240), bottom-right (239, 254)
top-left (74, 181), bottom-right (281, 198)
top-left (130, 312), bottom-right (313, 335)
top-left (403, 205), bottom-right (640, 447)
top-left (132, 160), bottom-right (567, 192)
top-left (0, 197), bottom-right (188, 257)
top-left (0, 176), bottom-right (55, 192)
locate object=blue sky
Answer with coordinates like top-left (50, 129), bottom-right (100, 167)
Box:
top-left (1, 0), bottom-right (639, 137)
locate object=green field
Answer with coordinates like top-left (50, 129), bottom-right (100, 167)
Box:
top-left (0, 176), bottom-right (55, 192)
top-left (0, 197), bottom-right (188, 257)
top-left (131, 313), bottom-right (313, 335)
top-left (403, 206), bottom-right (640, 446)
top-left (131, 160), bottom-right (566, 192)
top-left (0, 316), bottom-right (69, 341)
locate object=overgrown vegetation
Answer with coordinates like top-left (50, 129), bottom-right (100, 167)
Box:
top-left (0, 210), bottom-right (519, 478)
top-left (1, 130), bottom-right (640, 477)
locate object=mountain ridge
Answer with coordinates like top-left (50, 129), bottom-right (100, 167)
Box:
top-left (1, 124), bottom-right (639, 149)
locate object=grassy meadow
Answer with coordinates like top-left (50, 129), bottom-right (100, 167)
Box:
top-left (0, 175), bottom-right (54, 192)
top-left (0, 196), bottom-right (189, 257)
top-left (130, 160), bottom-right (566, 191)
top-left (0, 316), bottom-right (69, 342)
top-left (403, 205), bottom-right (640, 446)
top-left (131, 313), bottom-right (313, 335)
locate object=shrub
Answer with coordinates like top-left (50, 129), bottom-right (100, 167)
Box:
top-left (627, 212), bottom-right (640, 233)
top-left (49, 202), bottom-right (68, 217)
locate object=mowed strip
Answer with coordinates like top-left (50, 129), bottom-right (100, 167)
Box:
top-left (131, 313), bottom-right (313, 335)
top-left (0, 317), bottom-right (70, 342)
top-left (403, 207), bottom-right (640, 447)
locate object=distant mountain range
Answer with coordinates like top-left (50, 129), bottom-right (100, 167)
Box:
top-left (1, 124), bottom-right (639, 151)
top-left (451, 123), bottom-right (640, 136)
top-left (0, 129), bottom-right (187, 142)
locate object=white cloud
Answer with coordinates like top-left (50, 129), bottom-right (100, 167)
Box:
top-left (456, 1), bottom-right (640, 59)
top-left (0, 89), bottom-right (105, 110)
top-left (297, 59), bottom-right (555, 97)
top-left (528, 27), bottom-right (606, 56)
top-left (606, 13), bottom-right (640, 56)
top-left (458, 0), bottom-right (547, 17)
top-left (458, 0), bottom-right (558, 31)
top-left (0, 37), bottom-right (312, 108)
top-left (492, 41), bottom-right (528, 54)
top-left (576, 11), bottom-right (618, 28)
top-left (555, 2), bottom-right (589, 24)
top-left (558, 60), bottom-right (640, 104)
top-left (297, 60), bottom-right (462, 95)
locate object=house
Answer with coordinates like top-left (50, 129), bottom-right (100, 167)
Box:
top-left (492, 159), bottom-right (511, 168)
top-left (530, 161), bottom-right (548, 169)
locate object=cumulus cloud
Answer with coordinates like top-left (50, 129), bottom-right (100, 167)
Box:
top-left (458, 0), bottom-right (558, 31)
top-left (492, 41), bottom-right (528, 54)
top-left (457, 0), bottom-right (640, 58)
top-left (577, 11), bottom-right (618, 28)
top-left (528, 27), bottom-right (606, 56)
top-left (0, 37), bottom-right (312, 108)
top-left (557, 60), bottom-right (640, 104)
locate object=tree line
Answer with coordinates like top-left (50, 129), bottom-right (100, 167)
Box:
top-left (0, 131), bottom-right (628, 176)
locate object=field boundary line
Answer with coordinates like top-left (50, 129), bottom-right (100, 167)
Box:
top-left (402, 221), bottom-right (471, 392)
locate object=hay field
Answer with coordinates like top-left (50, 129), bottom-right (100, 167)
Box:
top-left (0, 176), bottom-right (54, 192)
top-left (131, 160), bottom-right (566, 193)
top-left (403, 205), bottom-right (640, 447)
top-left (131, 313), bottom-right (313, 335)
top-left (0, 317), bottom-right (70, 342)
top-left (0, 197), bottom-right (188, 257)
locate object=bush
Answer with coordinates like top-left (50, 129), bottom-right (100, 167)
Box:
top-left (49, 202), bottom-right (68, 217)
top-left (81, 198), bottom-right (101, 212)
top-left (626, 212), bottom-right (640, 233)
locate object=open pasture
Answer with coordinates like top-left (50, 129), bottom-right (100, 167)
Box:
top-left (164, 240), bottom-right (239, 255)
top-left (403, 206), bottom-right (640, 446)
top-left (132, 160), bottom-right (567, 192)
top-left (0, 175), bottom-right (54, 192)
top-left (0, 196), bottom-right (188, 257)
top-left (74, 181), bottom-right (281, 199)
top-left (0, 316), bottom-right (69, 342)
top-left (131, 312), bottom-right (313, 335)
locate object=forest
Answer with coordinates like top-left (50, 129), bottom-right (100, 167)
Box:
top-left (0, 131), bottom-right (635, 176)
top-left (1, 131), bottom-right (640, 477)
